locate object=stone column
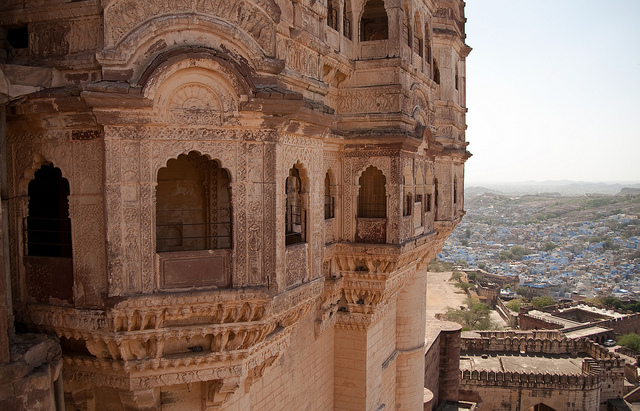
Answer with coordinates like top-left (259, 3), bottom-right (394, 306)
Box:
top-left (0, 100), bottom-right (10, 365)
top-left (395, 268), bottom-right (426, 409)
top-left (438, 323), bottom-right (461, 403)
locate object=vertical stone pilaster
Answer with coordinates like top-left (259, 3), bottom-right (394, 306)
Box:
top-left (395, 268), bottom-right (426, 409)
top-left (335, 327), bottom-right (368, 410)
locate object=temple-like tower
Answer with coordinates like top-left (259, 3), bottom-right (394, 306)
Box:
top-left (0, 0), bottom-right (469, 409)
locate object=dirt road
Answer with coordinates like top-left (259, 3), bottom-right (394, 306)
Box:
top-left (425, 270), bottom-right (507, 329)
top-left (425, 270), bottom-right (468, 320)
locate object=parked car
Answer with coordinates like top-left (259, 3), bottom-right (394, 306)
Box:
top-left (603, 339), bottom-right (617, 347)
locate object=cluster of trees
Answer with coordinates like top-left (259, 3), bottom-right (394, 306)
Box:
top-left (585, 296), bottom-right (640, 313)
top-left (618, 334), bottom-right (640, 351)
top-left (499, 245), bottom-right (534, 261)
top-left (444, 297), bottom-right (494, 331)
top-left (504, 296), bottom-right (556, 313)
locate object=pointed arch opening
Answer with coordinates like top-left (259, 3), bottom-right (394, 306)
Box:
top-left (156, 151), bottom-right (232, 290)
top-left (25, 163), bottom-right (73, 304)
top-left (327, 0), bottom-right (339, 31)
top-left (356, 166), bottom-right (387, 243)
top-left (413, 12), bottom-right (423, 57)
top-left (360, 0), bottom-right (388, 41)
top-left (286, 164), bottom-right (307, 246)
top-left (425, 22), bottom-right (432, 64)
top-left (344, 0), bottom-right (353, 39)
top-left (358, 166), bottom-right (386, 218)
top-left (324, 172), bottom-right (335, 220)
top-left (156, 151), bottom-right (231, 253)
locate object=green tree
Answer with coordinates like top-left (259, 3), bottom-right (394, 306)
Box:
top-left (478, 262), bottom-right (486, 269)
top-left (618, 334), bottom-right (640, 351)
top-left (516, 287), bottom-right (529, 298)
top-left (505, 298), bottom-right (523, 312)
top-left (454, 282), bottom-right (476, 292)
top-left (444, 301), bottom-right (494, 330)
top-left (531, 296), bottom-right (555, 309)
top-left (449, 271), bottom-right (463, 282)
top-left (455, 258), bottom-right (469, 268)
top-left (543, 242), bottom-right (557, 252)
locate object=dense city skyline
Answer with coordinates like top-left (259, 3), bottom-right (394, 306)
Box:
top-left (464, 1), bottom-right (640, 183)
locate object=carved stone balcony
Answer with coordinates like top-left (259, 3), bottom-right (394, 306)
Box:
top-left (320, 233), bottom-right (440, 331)
top-left (19, 279), bottom-right (323, 396)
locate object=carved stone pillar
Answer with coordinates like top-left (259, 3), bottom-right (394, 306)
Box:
top-left (395, 268), bottom-right (426, 409)
top-left (0, 129), bottom-right (9, 364)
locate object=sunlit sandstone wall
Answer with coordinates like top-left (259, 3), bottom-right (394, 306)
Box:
top-left (0, 0), bottom-right (469, 409)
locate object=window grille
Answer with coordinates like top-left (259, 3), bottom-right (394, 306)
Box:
top-left (358, 166), bottom-right (386, 218)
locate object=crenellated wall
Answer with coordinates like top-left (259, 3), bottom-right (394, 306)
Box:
top-left (458, 330), bottom-right (626, 411)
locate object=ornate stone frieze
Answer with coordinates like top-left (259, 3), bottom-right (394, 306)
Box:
top-left (277, 36), bottom-right (322, 80)
top-left (338, 86), bottom-right (402, 114)
top-left (104, 0), bottom-right (277, 53)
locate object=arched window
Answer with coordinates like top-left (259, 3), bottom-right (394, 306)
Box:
top-left (360, 0), bottom-right (388, 41)
top-left (324, 173), bottom-right (335, 219)
top-left (344, 0), bottom-right (353, 39)
top-left (327, 0), bottom-right (339, 31)
top-left (286, 165), bottom-right (306, 245)
top-left (413, 12), bottom-right (423, 57)
top-left (156, 152), bottom-right (231, 253)
top-left (27, 163), bottom-right (72, 258)
top-left (425, 23), bottom-right (432, 63)
top-left (25, 163), bottom-right (74, 304)
top-left (403, 0), bottom-right (411, 47)
top-left (358, 166), bottom-right (386, 218)
top-left (434, 178), bottom-right (439, 219)
top-left (454, 178), bottom-right (458, 204)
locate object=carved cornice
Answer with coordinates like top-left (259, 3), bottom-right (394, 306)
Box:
top-left (25, 282), bottom-right (321, 393)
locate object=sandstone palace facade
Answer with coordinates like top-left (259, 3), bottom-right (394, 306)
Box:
top-left (0, 0), bottom-right (470, 409)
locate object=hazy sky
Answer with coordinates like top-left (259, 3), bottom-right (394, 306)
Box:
top-left (464, 1), bottom-right (640, 183)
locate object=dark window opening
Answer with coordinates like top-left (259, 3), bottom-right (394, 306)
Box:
top-left (454, 179), bottom-right (458, 204)
top-left (286, 166), bottom-right (306, 245)
top-left (434, 179), bottom-right (439, 219)
top-left (156, 152), bottom-right (232, 253)
top-left (455, 64), bottom-right (459, 90)
top-left (404, 193), bottom-right (412, 216)
top-left (413, 13), bottom-right (423, 57)
top-left (7, 26), bottom-right (28, 49)
top-left (360, 0), bottom-right (388, 41)
top-left (26, 164), bottom-right (72, 258)
top-left (344, 0), bottom-right (353, 39)
top-left (327, 0), bottom-right (339, 31)
top-left (425, 24), bottom-right (432, 63)
top-left (358, 166), bottom-right (386, 218)
top-left (433, 59), bottom-right (440, 84)
top-left (426, 194), bottom-right (432, 212)
top-left (324, 173), bottom-right (335, 220)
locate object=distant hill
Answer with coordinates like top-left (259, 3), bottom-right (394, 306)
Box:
top-left (619, 187), bottom-right (640, 196)
top-left (465, 181), bottom-right (640, 197)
